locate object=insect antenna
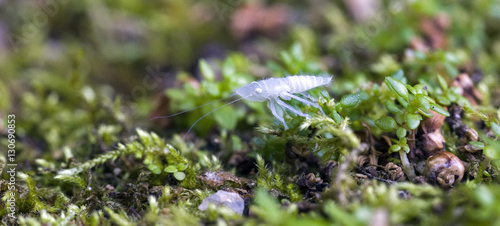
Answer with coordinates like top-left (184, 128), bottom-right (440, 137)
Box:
top-left (150, 93), bottom-right (237, 120)
top-left (183, 97), bottom-right (244, 139)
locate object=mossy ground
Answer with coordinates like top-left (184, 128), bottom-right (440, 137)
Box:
top-left (1, 0), bottom-right (500, 225)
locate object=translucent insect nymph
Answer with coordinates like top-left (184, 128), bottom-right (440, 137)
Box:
top-left (152, 75), bottom-right (333, 135)
top-left (233, 75), bottom-right (332, 129)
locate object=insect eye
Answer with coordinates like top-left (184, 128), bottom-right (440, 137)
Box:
top-left (255, 88), bottom-right (262, 94)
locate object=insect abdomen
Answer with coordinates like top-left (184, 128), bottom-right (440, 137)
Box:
top-left (286, 75), bottom-right (332, 93)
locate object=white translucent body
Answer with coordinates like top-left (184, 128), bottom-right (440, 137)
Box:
top-left (235, 75), bottom-right (332, 129)
top-left (152, 75), bottom-right (333, 137)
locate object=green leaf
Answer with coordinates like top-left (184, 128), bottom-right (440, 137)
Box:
top-left (291, 43), bottom-right (304, 62)
top-left (484, 139), bottom-right (500, 160)
top-left (148, 165), bottom-right (162, 174)
top-left (421, 95), bottom-right (436, 104)
top-left (164, 165), bottom-right (178, 173)
top-left (357, 90), bottom-right (370, 101)
top-left (397, 127), bottom-right (407, 139)
top-left (391, 69), bottom-right (406, 82)
top-left (320, 90), bottom-right (331, 99)
top-left (430, 104), bottom-right (450, 117)
top-left (199, 60), bottom-right (215, 81)
top-left (396, 96), bottom-right (409, 108)
top-left (280, 51), bottom-right (293, 66)
top-left (203, 82), bottom-right (220, 96)
top-left (375, 116), bottom-right (397, 131)
top-left (417, 107), bottom-right (434, 118)
top-left (143, 154), bottom-right (153, 165)
top-left (394, 111), bottom-right (405, 125)
top-left (402, 144), bottom-right (410, 153)
top-left (469, 141), bottom-right (485, 149)
top-left (385, 100), bottom-right (400, 114)
top-left (398, 137), bottom-right (407, 145)
top-left (416, 94), bottom-right (431, 110)
top-left (437, 74), bottom-right (448, 91)
top-left (177, 163), bottom-right (188, 171)
top-left (491, 122), bottom-right (500, 139)
top-left (332, 111), bottom-right (344, 124)
top-left (385, 77), bottom-right (409, 101)
top-left (406, 113), bottom-right (422, 130)
top-left (406, 84), bottom-right (416, 95)
top-left (413, 84), bottom-right (427, 94)
top-left (222, 58), bottom-right (236, 77)
top-left (436, 95), bottom-right (450, 105)
top-left (340, 94), bottom-right (360, 108)
top-left (174, 172), bottom-right (186, 181)
top-left (448, 89), bottom-right (458, 102)
top-left (389, 144), bottom-right (401, 153)
top-left (444, 62), bottom-right (459, 77)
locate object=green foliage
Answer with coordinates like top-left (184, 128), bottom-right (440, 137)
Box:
top-left (255, 155), bottom-right (301, 202)
top-left (56, 129), bottom-right (198, 188)
top-left (385, 75), bottom-right (410, 102)
top-left (340, 93), bottom-right (360, 108)
top-left (17, 173), bottom-right (48, 213)
top-left (491, 122), bottom-right (500, 139)
top-left (18, 205), bottom-right (81, 226)
top-left (105, 207), bottom-right (133, 226)
top-left (372, 71), bottom-right (450, 137)
top-left (199, 59), bottom-right (216, 82)
top-left (406, 113), bottom-right (422, 130)
top-left (250, 189), bottom-right (372, 226)
top-left (375, 116), bottom-right (398, 131)
top-left (254, 112), bottom-right (359, 163)
top-left (278, 43), bottom-right (323, 74)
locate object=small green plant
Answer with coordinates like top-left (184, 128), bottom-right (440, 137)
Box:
top-left (372, 70), bottom-right (450, 180)
top-left (56, 129), bottom-right (198, 188)
top-left (255, 155), bottom-right (301, 202)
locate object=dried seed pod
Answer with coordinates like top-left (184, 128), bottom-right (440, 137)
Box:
top-left (421, 130), bottom-right (445, 154)
top-left (385, 162), bottom-right (405, 182)
top-left (459, 144), bottom-right (482, 153)
top-left (457, 128), bottom-right (481, 153)
top-left (421, 110), bottom-right (446, 134)
top-left (465, 128), bottom-right (479, 141)
top-left (424, 151), bottom-right (464, 188)
top-left (357, 155), bottom-right (370, 167)
top-left (420, 110), bottom-right (447, 155)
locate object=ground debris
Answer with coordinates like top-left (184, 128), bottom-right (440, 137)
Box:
top-left (197, 171), bottom-right (254, 188)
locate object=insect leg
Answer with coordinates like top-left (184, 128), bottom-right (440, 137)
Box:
top-left (282, 93), bottom-right (325, 114)
top-left (268, 99), bottom-right (288, 129)
top-left (274, 98), bottom-right (310, 119)
top-left (300, 92), bottom-right (317, 102)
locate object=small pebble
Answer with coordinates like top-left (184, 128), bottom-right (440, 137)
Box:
top-left (198, 190), bottom-right (244, 215)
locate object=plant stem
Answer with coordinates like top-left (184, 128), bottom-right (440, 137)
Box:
top-left (408, 129), bottom-right (416, 159)
top-left (399, 150), bottom-right (416, 181)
